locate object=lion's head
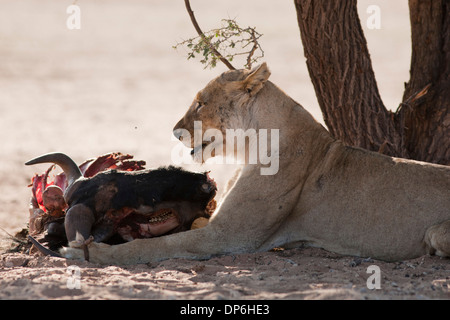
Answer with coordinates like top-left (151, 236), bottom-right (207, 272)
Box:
top-left (173, 63), bottom-right (271, 163)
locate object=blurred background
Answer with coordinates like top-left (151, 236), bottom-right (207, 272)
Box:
top-left (0, 0), bottom-right (410, 233)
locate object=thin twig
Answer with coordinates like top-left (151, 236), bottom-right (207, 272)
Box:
top-left (0, 226), bottom-right (16, 238)
top-left (246, 29), bottom-right (258, 69)
top-left (184, 0), bottom-right (235, 70)
top-left (0, 226), bottom-right (27, 245)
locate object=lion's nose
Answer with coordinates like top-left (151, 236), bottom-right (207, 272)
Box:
top-left (173, 119), bottom-right (184, 141)
top-left (173, 128), bottom-right (184, 141)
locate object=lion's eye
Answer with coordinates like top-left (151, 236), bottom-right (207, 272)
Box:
top-left (195, 101), bottom-right (205, 112)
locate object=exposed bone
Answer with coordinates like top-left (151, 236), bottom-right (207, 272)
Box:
top-left (190, 217), bottom-right (209, 230)
top-left (42, 185), bottom-right (67, 217)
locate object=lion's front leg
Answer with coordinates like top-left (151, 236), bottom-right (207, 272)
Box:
top-left (60, 225), bottom-right (232, 265)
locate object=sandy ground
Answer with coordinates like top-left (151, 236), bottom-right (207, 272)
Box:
top-left (1, 245), bottom-right (449, 300)
top-left (0, 0), bottom-right (448, 300)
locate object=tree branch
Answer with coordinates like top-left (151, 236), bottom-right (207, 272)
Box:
top-left (184, 0), bottom-right (235, 70)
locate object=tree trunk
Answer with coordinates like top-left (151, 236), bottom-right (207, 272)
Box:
top-left (397, 0), bottom-right (450, 165)
top-left (293, 0), bottom-right (449, 165)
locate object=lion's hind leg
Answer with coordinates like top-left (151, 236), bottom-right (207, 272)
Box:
top-left (424, 220), bottom-right (450, 258)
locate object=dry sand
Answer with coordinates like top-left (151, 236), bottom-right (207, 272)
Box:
top-left (1, 246), bottom-right (449, 300)
top-left (0, 0), bottom-right (448, 300)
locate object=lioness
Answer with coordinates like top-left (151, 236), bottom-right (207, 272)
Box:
top-left (61, 63), bottom-right (450, 264)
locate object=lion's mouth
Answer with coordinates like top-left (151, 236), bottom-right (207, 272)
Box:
top-left (191, 143), bottom-right (209, 156)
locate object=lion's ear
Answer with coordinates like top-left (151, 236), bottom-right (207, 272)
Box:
top-left (242, 63), bottom-right (271, 96)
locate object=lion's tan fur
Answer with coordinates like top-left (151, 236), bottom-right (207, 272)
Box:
top-left (61, 63), bottom-right (450, 264)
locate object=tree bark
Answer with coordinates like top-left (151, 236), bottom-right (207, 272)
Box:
top-left (293, 0), bottom-right (449, 165)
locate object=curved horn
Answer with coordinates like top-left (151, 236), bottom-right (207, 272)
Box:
top-left (28, 235), bottom-right (62, 258)
top-left (25, 152), bottom-right (82, 187)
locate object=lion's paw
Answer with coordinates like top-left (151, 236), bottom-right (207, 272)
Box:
top-left (59, 246), bottom-right (85, 260)
top-left (60, 242), bottom-right (114, 263)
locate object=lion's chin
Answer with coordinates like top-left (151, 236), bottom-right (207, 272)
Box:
top-left (191, 142), bottom-right (216, 164)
